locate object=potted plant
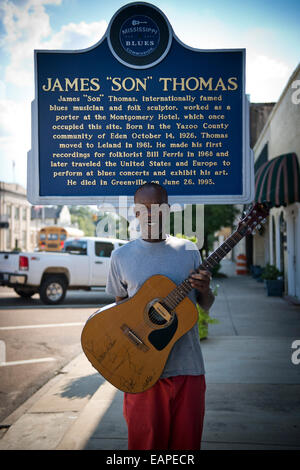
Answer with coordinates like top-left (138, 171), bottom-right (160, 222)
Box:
top-left (261, 264), bottom-right (284, 296)
top-left (251, 265), bottom-right (263, 281)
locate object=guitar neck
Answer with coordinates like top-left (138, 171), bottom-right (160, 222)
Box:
top-left (164, 229), bottom-right (244, 310)
top-left (200, 230), bottom-right (243, 273)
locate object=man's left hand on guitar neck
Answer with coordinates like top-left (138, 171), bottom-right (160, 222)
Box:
top-left (189, 270), bottom-right (215, 312)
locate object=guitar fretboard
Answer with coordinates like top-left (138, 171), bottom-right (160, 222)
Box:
top-left (164, 230), bottom-right (244, 310)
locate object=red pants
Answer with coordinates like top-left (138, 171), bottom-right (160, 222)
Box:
top-left (123, 375), bottom-right (206, 450)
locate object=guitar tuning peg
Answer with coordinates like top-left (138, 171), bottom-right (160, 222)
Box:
top-left (262, 218), bottom-right (267, 224)
top-left (256, 224), bottom-right (261, 229)
top-left (252, 230), bottom-right (256, 235)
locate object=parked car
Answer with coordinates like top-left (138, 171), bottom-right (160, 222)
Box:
top-left (0, 237), bottom-right (127, 304)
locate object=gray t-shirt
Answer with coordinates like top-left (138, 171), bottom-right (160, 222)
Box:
top-left (105, 235), bottom-right (205, 378)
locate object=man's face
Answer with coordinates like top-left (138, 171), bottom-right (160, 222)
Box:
top-left (134, 186), bottom-right (169, 241)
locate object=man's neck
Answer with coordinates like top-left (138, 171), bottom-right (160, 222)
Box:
top-left (142, 234), bottom-right (166, 243)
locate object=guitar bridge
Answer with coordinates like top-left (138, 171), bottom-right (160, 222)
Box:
top-left (121, 324), bottom-right (149, 352)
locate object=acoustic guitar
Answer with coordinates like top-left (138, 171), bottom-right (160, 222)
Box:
top-left (81, 202), bottom-right (269, 393)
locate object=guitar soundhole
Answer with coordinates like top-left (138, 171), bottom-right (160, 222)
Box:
top-left (148, 303), bottom-right (170, 325)
top-left (148, 306), bottom-right (166, 325)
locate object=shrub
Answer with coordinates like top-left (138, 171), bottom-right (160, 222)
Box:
top-left (261, 264), bottom-right (283, 280)
top-left (197, 285), bottom-right (219, 340)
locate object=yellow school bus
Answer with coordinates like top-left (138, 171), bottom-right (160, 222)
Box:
top-left (38, 226), bottom-right (84, 252)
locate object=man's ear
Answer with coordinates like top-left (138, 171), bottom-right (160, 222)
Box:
top-left (134, 203), bottom-right (148, 219)
top-left (134, 205), bottom-right (140, 218)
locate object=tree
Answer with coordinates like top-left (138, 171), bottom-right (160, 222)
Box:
top-left (203, 204), bottom-right (240, 254)
top-left (170, 204), bottom-right (240, 255)
top-left (95, 212), bottom-right (130, 239)
top-left (69, 206), bottom-right (96, 237)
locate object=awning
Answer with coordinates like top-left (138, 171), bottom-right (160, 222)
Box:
top-left (255, 153), bottom-right (300, 207)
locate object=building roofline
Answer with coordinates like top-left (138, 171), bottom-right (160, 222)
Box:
top-left (253, 62), bottom-right (300, 155)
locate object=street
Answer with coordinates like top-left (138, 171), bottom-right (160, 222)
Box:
top-left (0, 286), bottom-right (114, 424)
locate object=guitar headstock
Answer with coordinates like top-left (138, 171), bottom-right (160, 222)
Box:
top-left (237, 202), bottom-right (270, 236)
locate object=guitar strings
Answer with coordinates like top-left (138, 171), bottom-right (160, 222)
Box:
top-left (124, 231), bottom-right (243, 339)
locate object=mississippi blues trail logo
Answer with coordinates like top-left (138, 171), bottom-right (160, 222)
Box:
top-left (119, 15), bottom-right (160, 57)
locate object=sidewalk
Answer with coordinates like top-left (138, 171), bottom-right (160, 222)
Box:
top-left (1, 260), bottom-right (300, 450)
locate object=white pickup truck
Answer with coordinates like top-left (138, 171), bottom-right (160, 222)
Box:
top-left (0, 237), bottom-right (127, 305)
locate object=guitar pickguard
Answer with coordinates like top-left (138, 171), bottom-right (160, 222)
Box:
top-left (148, 314), bottom-right (178, 351)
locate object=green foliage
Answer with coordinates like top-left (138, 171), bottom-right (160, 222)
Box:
top-left (204, 205), bottom-right (239, 235)
top-left (197, 304), bottom-right (219, 339)
top-left (69, 206), bottom-right (96, 237)
top-left (211, 263), bottom-right (221, 277)
top-left (96, 212), bottom-right (130, 240)
top-left (174, 234), bottom-right (220, 339)
top-left (170, 204), bottom-right (240, 254)
top-left (175, 233), bottom-right (197, 244)
top-left (261, 264), bottom-right (283, 280)
top-left (203, 204), bottom-right (240, 253)
top-left (197, 284), bottom-right (219, 340)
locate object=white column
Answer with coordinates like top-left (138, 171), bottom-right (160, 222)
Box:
top-left (269, 216), bottom-right (274, 265)
top-left (18, 205), bottom-right (22, 248)
top-left (10, 205), bottom-right (15, 250)
top-left (285, 203), bottom-right (300, 300)
top-left (274, 212), bottom-right (281, 271)
top-left (295, 204), bottom-right (300, 300)
top-left (285, 207), bottom-right (295, 297)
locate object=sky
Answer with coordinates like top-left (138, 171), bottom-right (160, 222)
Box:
top-left (0, 0), bottom-right (299, 188)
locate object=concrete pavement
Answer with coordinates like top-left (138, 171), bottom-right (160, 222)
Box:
top-left (1, 260), bottom-right (300, 450)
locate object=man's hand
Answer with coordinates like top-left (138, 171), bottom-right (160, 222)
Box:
top-left (189, 269), bottom-right (215, 311)
top-left (189, 269), bottom-right (211, 294)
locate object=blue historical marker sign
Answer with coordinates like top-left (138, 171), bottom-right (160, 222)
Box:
top-left (27, 2), bottom-right (254, 206)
